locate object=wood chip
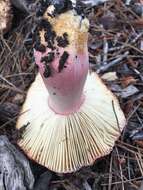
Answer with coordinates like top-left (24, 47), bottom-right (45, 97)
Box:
top-left (101, 72), bottom-right (118, 81)
top-left (0, 136), bottom-right (34, 190)
top-left (120, 85), bottom-right (139, 98)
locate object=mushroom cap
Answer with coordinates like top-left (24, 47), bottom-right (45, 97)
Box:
top-left (0, 0), bottom-right (12, 33)
top-left (16, 72), bottom-right (126, 173)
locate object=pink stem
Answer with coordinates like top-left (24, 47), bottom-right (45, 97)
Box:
top-left (34, 47), bottom-right (89, 115)
top-left (34, 9), bottom-right (89, 115)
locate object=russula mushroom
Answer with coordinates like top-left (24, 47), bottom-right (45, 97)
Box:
top-left (16, 0), bottom-right (126, 173)
top-left (0, 0), bottom-right (12, 33)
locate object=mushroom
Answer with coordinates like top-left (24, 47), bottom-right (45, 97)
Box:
top-left (16, 1), bottom-right (126, 173)
top-left (0, 0), bottom-right (12, 33)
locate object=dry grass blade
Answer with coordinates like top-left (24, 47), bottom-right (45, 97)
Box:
top-left (108, 155), bottom-right (113, 190)
top-left (115, 147), bottom-right (125, 190)
top-left (102, 176), bottom-right (142, 187)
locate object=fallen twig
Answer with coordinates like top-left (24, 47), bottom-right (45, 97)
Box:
top-left (97, 51), bottom-right (129, 73)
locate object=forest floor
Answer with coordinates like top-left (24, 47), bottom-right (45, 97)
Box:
top-left (0, 0), bottom-right (143, 189)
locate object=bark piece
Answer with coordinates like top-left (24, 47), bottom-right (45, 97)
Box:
top-left (81, 0), bottom-right (109, 6)
top-left (0, 136), bottom-right (34, 190)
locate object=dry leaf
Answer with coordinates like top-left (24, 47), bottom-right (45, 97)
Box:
top-left (127, 58), bottom-right (139, 68)
top-left (101, 72), bottom-right (118, 81)
top-left (98, 10), bottom-right (117, 30)
top-left (135, 140), bottom-right (143, 148)
top-left (120, 85), bottom-right (139, 98)
top-left (120, 76), bottom-right (137, 87)
top-left (124, 100), bottom-right (134, 115)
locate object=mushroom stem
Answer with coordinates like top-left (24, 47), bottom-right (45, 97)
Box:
top-left (34, 10), bottom-right (89, 115)
top-left (36, 52), bottom-right (88, 115)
